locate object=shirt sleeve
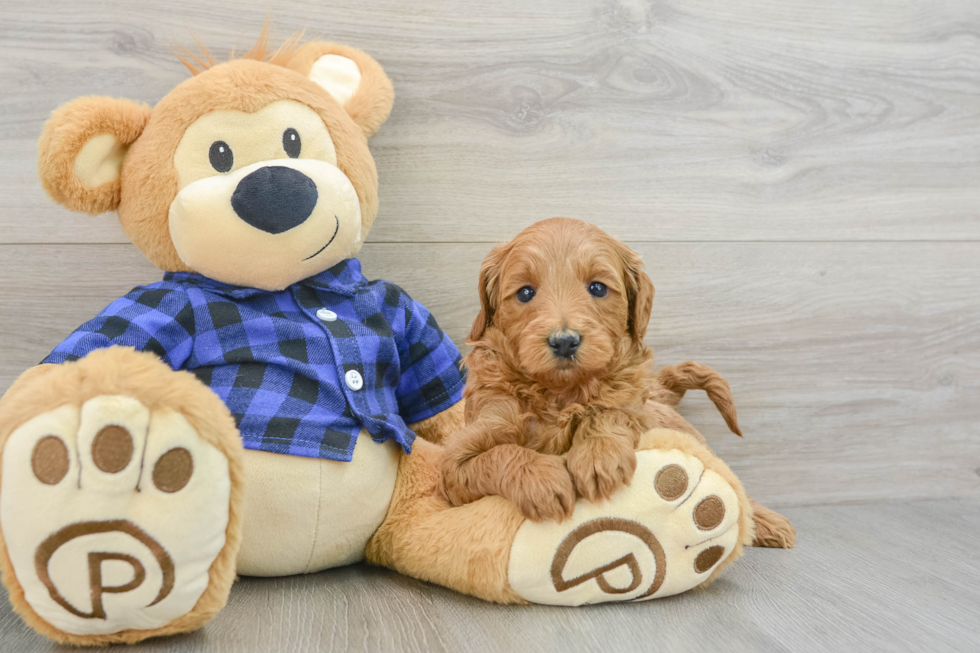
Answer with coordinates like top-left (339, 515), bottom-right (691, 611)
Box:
top-left (42, 283), bottom-right (195, 371)
top-left (388, 284), bottom-right (467, 424)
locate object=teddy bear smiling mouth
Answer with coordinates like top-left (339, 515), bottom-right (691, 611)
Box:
top-left (302, 214), bottom-right (340, 261)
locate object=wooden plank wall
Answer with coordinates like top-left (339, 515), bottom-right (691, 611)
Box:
top-left (1, 0), bottom-right (978, 509)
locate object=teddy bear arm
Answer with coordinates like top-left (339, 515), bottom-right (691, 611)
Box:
top-left (42, 286), bottom-right (195, 372)
top-left (0, 364), bottom-right (60, 413)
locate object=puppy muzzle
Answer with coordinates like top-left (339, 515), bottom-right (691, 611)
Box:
top-left (548, 330), bottom-right (581, 360)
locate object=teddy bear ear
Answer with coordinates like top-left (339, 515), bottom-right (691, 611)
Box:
top-left (286, 42), bottom-right (394, 137)
top-left (38, 96), bottom-right (152, 214)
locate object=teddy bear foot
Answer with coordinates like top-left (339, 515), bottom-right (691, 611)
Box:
top-left (507, 432), bottom-right (751, 605)
top-left (0, 352), bottom-right (243, 645)
top-left (1, 396), bottom-right (234, 643)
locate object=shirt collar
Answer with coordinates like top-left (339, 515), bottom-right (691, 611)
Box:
top-left (163, 259), bottom-right (368, 299)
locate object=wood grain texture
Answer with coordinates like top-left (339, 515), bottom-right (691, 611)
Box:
top-left (2, 497), bottom-right (978, 652)
top-left (0, 242), bottom-right (977, 508)
top-left (0, 0), bottom-right (978, 244)
top-left (1, 0), bottom-right (979, 650)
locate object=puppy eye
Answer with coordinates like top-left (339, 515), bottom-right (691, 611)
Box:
top-left (209, 141), bottom-right (234, 173)
top-left (516, 286), bottom-right (536, 303)
top-left (283, 128), bottom-right (301, 158)
top-left (588, 281), bottom-right (608, 298)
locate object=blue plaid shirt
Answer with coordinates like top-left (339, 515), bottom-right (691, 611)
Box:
top-left (43, 259), bottom-right (466, 462)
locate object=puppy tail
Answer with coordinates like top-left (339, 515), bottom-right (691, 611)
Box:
top-left (656, 362), bottom-right (743, 437)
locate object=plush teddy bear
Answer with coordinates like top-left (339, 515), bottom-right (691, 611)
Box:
top-left (0, 34), bottom-right (768, 646)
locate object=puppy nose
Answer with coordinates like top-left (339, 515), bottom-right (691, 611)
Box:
top-left (231, 166), bottom-right (318, 234)
top-left (548, 331), bottom-right (581, 359)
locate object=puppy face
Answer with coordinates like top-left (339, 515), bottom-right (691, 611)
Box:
top-left (470, 218), bottom-right (654, 387)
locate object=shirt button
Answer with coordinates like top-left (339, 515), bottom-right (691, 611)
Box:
top-left (316, 308), bottom-right (337, 322)
top-left (345, 370), bottom-right (364, 391)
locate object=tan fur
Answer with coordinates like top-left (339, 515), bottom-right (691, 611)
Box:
top-left (286, 42), bottom-right (395, 137)
top-left (365, 438), bottom-right (527, 604)
top-left (0, 349), bottom-right (244, 645)
top-left (37, 96), bottom-right (151, 215)
top-left (748, 500), bottom-right (797, 548)
top-left (37, 38), bottom-right (392, 274)
top-left (172, 21), bottom-right (395, 138)
top-left (119, 59), bottom-right (379, 273)
top-left (443, 218), bottom-right (658, 520)
top-left (367, 401), bottom-right (523, 604)
top-left (408, 400), bottom-right (466, 446)
top-left (175, 22), bottom-right (304, 75)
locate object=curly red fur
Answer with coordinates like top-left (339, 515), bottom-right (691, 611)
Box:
top-left (655, 361), bottom-right (743, 436)
top-left (442, 218), bottom-right (658, 521)
top-left (441, 218), bottom-right (796, 547)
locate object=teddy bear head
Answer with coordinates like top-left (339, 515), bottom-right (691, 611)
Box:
top-left (38, 37), bottom-right (393, 291)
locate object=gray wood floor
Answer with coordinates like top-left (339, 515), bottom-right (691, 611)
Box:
top-left (1, 497), bottom-right (978, 652)
top-left (0, 0), bottom-right (978, 650)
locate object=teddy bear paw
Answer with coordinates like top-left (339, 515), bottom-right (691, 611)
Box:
top-left (0, 395), bottom-right (234, 641)
top-left (507, 447), bottom-right (744, 605)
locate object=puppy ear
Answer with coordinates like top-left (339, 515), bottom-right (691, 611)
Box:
top-left (468, 245), bottom-right (506, 343)
top-left (38, 96), bottom-right (151, 214)
top-left (287, 42), bottom-right (394, 137)
top-left (619, 243), bottom-right (655, 344)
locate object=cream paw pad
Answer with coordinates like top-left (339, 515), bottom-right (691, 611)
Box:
top-left (0, 395), bottom-right (233, 636)
top-left (508, 445), bottom-right (744, 605)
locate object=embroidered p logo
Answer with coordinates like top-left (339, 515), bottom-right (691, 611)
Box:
top-left (550, 518), bottom-right (666, 600)
top-left (34, 520), bottom-right (175, 620)
top-left (508, 450), bottom-right (742, 605)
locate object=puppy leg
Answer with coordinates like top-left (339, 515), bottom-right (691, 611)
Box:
top-left (566, 409), bottom-right (641, 502)
top-left (447, 443), bottom-right (576, 523)
top-left (441, 403), bottom-right (574, 523)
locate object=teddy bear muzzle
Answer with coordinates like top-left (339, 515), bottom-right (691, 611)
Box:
top-left (167, 157), bottom-right (362, 290)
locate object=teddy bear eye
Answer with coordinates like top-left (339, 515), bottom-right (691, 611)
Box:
top-left (283, 128), bottom-right (301, 158)
top-left (209, 141), bottom-right (233, 173)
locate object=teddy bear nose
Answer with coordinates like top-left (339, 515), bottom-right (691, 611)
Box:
top-left (230, 166), bottom-right (318, 234)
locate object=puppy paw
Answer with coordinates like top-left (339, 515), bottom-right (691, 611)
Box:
top-left (504, 454), bottom-right (576, 523)
top-left (440, 471), bottom-right (471, 507)
top-left (567, 436), bottom-right (637, 502)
